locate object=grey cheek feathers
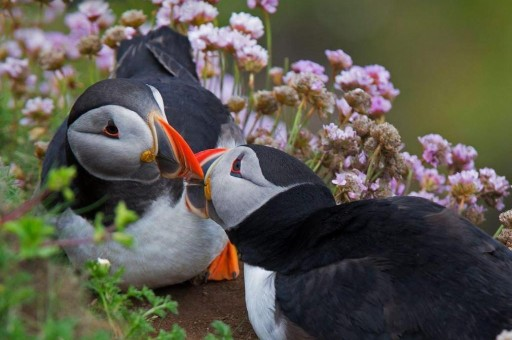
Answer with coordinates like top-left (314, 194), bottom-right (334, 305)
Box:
top-left (67, 105), bottom-right (156, 182)
top-left (210, 147), bottom-right (293, 230)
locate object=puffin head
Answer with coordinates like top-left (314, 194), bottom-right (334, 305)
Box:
top-left (186, 144), bottom-right (334, 230)
top-left (66, 78), bottom-right (202, 183)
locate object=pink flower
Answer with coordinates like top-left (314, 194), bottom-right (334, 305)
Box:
top-left (365, 64), bottom-right (390, 84)
top-left (336, 97), bottom-right (352, 117)
top-left (235, 44), bottom-right (268, 73)
top-left (20, 97), bottom-right (54, 126)
top-left (44, 0), bottom-right (66, 23)
top-left (222, 29), bottom-right (257, 54)
top-left (332, 170), bottom-right (368, 200)
top-left (79, 0), bottom-right (110, 22)
top-left (291, 60), bottom-right (328, 83)
top-left (174, 1), bottom-right (218, 26)
top-left (1, 40), bottom-right (22, 58)
top-left (479, 168), bottom-right (510, 210)
top-left (370, 96), bottom-right (392, 115)
top-left (448, 170), bottom-right (483, 205)
top-left (409, 191), bottom-right (449, 207)
top-left (66, 12), bottom-right (95, 37)
top-left (247, 0), bottom-right (279, 14)
top-left (188, 23), bottom-right (220, 51)
top-left (419, 168), bottom-right (446, 193)
top-left (325, 49), bottom-right (352, 70)
top-left (418, 134), bottom-right (452, 167)
top-left (230, 12), bottom-right (264, 40)
top-left (451, 143), bottom-right (477, 171)
top-left (0, 57), bottom-right (29, 80)
top-left (322, 123), bottom-right (357, 143)
top-left (336, 66), bottom-right (373, 90)
top-left (14, 28), bottom-right (46, 56)
top-left (156, 3), bottom-right (172, 27)
top-left (96, 45), bottom-right (114, 72)
top-left (401, 151), bottom-right (424, 180)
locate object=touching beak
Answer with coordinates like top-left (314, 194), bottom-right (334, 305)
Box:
top-left (153, 115), bottom-right (204, 180)
top-left (185, 148), bottom-right (227, 219)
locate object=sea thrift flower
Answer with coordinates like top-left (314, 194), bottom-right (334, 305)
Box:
top-left (188, 23), bottom-right (220, 51)
top-left (0, 57), bottom-right (30, 80)
top-left (227, 96), bottom-right (246, 113)
top-left (325, 49), bottom-right (353, 71)
top-left (247, 0), bottom-right (279, 14)
top-left (269, 67), bottom-right (283, 85)
top-left (96, 45), bottom-right (115, 72)
top-left (401, 152), bottom-right (424, 180)
top-left (451, 143), bottom-right (477, 171)
top-left (66, 12), bottom-right (96, 38)
top-left (344, 88), bottom-right (372, 114)
top-left (39, 49), bottom-right (65, 71)
top-left (370, 96), bottom-right (392, 115)
top-left (336, 97), bottom-right (352, 117)
top-left (499, 210), bottom-right (512, 229)
top-left (291, 60), bottom-right (328, 83)
top-left (462, 203), bottom-right (486, 225)
top-left (419, 168), bottom-right (446, 193)
top-left (448, 170), bottom-right (482, 205)
top-left (222, 29), bottom-right (257, 54)
top-left (253, 90), bottom-right (278, 116)
top-left (230, 12), bottom-right (264, 39)
top-left (479, 168), bottom-right (510, 210)
top-left (273, 85), bottom-right (299, 107)
top-left (174, 1), bottom-right (218, 26)
top-left (77, 35), bottom-right (102, 57)
top-left (287, 72), bottom-right (324, 96)
top-left (322, 123), bottom-right (360, 155)
top-left (418, 134), bottom-right (452, 167)
top-left (20, 97), bottom-right (54, 126)
top-left (332, 170), bottom-right (368, 201)
top-left (43, 0), bottom-right (66, 23)
top-left (409, 191), bottom-right (448, 207)
top-left (79, 0), bottom-right (110, 22)
top-left (14, 28), bottom-right (46, 56)
top-left (102, 26), bottom-right (136, 48)
top-left (120, 9), bottom-right (147, 28)
top-left (156, 3), bottom-right (172, 27)
top-left (236, 44), bottom-right (268, 73)
top-left (0, 41), bottom-right (22, 59)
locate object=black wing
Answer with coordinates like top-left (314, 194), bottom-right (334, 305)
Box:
top-left (276, 196), bottom-right (512, 339)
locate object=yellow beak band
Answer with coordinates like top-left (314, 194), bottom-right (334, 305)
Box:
top-left (204, 176), bottom-right (212, 201)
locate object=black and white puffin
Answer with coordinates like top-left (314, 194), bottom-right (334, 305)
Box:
top-left (189, 144), bottom-right (512, 339)
top-left (41, 27), bottom-right (243, 288)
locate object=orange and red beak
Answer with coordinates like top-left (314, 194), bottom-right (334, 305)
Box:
top-left (153, 115), bottom-right (204, 181)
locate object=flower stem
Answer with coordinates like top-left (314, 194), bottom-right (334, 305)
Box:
top-left (494, 224), bottom-right (505, 239)
top-left (366, 144), bottom-right (382, 183)
top-left (264, 11), bottom-right (272, 88)
top-left (286, 98), bottom-right (306, 152)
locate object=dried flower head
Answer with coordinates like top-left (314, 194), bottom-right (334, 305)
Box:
top-left (227, 96), bottom-right (246, 113)
top-left (39, 49), bottom-right (65, 71)
top-left (499, 210), bottom-right (512, 229)
top-left (269, 67), bottom-right (283, 85)
top-left (34, 140), bottom-right (49, 160)
top-left (369, 122), bottom-right (402, 154)
top-left (120, 9), bottom-right (147, 28)
top-left (77, 35), bottom-right (102, 56)
top-left (479, 168), bottom-right (510, 210)
top-left (291, 60), bottom-right (328, 83)
top-left (344, 88), bottom-right (372, 115)
top-left (273, 85), bottom-right (299, 107)
top-left (102, 26), bottom-right (136, 49)
top-left (352, 114), bottom-right (373, 137)
top-left (253, 90), bottom-right (278, 116)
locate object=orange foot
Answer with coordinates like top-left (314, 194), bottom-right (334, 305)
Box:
top-left (207, 241), bottom-right (239, 281)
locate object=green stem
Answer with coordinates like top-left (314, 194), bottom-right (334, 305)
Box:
top-left (220, 51), bottom-right (226, 101)
top-left (494, 224), bottom-right (505, 239)
top-left (270, 105), bottom-right (283, 135)
top-left (286, 98), bottom-right (306, 152)
top-left (264, 11), bottom-right (272, 88)
top-left (366, 144), bottom-right (382, 183)
top-left (313, 153), bottom-right (326, 173)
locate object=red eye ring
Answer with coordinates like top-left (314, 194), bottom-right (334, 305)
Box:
top-left (103, 120), bottom-right (119, 138)
top-left (230, 155), bottom-right (243, 178)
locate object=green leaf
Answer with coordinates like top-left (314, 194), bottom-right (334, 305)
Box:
top-left (204, 321), bottom-right (233, 340)
top-left (46, 167), bottom-right (76, 192)
top-left (4, 217), bottom-right (58, 259)
top-left (156, 325), bottom-right (186, 340)
top-left (112, 232), bottom-right (134, 248)
top-left (114, 201), bottom-right (138, 230)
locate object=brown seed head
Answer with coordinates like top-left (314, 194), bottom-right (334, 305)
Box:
top-left (273, 85), bottom-right (299, 107)
top-left (253, 90), bottom-right (278, 116)
top-left (39, 49), bottom-right (65, 71)
top-left (370, 122), bottom-right (402, 153)
top-left (120, 9), bottom-right (147, 28)
top-left (499, 210), bottom-right (512, 229)
top-left (102, 26), bottom-right (127, 49)
top-left (227, 96), bottom-right (246, 113)
top-left (344, 88), bottom-right (372, 115)
top-left (77, 35), bottom-right (102, 56)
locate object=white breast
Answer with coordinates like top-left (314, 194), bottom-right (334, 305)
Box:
top-left (56, 194), bottom-right (227, 288)
top-left (244, 264), bottom-right (287, 340)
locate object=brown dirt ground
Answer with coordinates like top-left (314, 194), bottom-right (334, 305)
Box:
top-left (154, 263), bottom-right (258, 340)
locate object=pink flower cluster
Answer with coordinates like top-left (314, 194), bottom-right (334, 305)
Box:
top-left (335, 64), bottom-right (400, 115)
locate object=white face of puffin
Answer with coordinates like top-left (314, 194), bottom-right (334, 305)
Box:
top-left (67, 104), bottom-right (160, 183)
top-left (204, 146), bottom-right (292, 230)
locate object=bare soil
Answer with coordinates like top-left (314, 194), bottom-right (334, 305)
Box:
top-left (155, 264), bottom-right (257, 340)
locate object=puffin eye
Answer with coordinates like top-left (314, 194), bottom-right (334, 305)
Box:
top-left (103, 119), bottom-right (119, 138)
top-left (230, 155), bottom-right (243, 178)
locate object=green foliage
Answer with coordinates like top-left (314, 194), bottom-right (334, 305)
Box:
top-left (204, 321), bottom-right (234, 340)
top-left (4, 217), bottom-right (58, 259)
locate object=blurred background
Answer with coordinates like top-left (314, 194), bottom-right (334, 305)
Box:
top-left (212, 0), bottom-right (512, 233)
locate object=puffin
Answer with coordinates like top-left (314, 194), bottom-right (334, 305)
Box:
top-left (41, 27), bottom-right (243, 288)
top-left (188, 144), bottom-right (512, 339)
